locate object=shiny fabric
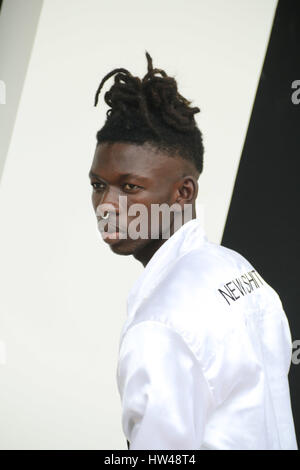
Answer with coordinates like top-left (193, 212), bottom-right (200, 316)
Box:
top-left (116, 218), bottom-right (298, 450)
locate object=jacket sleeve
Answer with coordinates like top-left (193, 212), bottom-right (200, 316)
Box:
top-left (116, 320), bottom-right (215, 450)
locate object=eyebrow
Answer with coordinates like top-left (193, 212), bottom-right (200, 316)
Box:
top-left (88, 171), bottom-right (149, 182)
top-left (88, 171), bottom-right (103, 180)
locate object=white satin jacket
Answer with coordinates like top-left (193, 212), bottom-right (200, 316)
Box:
top-left (116, 218), bottom-right (298, 450)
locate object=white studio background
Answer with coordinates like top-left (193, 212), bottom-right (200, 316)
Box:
top-left (0, 0), bottom-right (277, 449)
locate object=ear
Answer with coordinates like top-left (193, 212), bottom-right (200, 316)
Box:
top-left (174, 176), bottom-right (198, 209)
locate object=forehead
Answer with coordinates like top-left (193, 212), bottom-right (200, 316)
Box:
top-left (91, 142), bottom-right (185, 179)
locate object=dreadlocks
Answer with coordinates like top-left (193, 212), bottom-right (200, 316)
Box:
top-left (94, 51), bottom-right (204, 175)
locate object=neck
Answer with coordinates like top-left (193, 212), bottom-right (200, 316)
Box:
top-left (133, 206), bottom-right (197, 268)
top-left (133, 238), bottom-right (168, 268)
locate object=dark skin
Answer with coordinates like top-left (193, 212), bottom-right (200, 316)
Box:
top-left (89, 141), bottom-right (199, 267)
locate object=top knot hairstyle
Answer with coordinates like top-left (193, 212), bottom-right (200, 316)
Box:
top-left (94, 51), bottom-right (204, 175)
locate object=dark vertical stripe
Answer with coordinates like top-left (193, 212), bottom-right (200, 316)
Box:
top-left (222, 0), bottom-right (300, 447)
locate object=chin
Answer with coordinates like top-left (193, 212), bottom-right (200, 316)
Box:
top-left (109, 238), bottom-right (149, 256)
top-left (109, 244), bottom-right (134, 256)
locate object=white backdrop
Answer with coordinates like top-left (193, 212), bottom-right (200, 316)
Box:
top-left (0, 0), bottom-right (277, 449)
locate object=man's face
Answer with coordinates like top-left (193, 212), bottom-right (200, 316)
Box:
top-left (89, 141), bottom-right (197, 257)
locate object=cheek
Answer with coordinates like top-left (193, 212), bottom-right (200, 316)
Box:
top-left (127, 193), bottom-right (161, 220)
top-left (137, 186), bottom-right (172, 205)
top-left (128, 195), bottom-right (172, 235)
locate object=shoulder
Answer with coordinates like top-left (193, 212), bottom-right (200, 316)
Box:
top-left (156, 241), bottom-right (256, 299)
top-left (126, 244), bottom-right (251, 356)
top-left (176, 242), bottom-right (255, 276)
top-left (137, 241), bottom-right (258, 318)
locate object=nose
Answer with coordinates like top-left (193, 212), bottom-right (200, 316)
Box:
top-left (94, 186), bottom-right (120, 215)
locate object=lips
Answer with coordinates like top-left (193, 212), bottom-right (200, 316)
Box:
top-left (97, 222), bottom-right (128, 237)
top-left (103, 226), bottom-right (120, 234)
top-left (97, 217), bottom-right (127, 230)
top-left (98, 224), bottom-right (124, 234)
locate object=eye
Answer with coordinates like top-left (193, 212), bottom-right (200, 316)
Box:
top-left (90, 182), bottom-right (106, 191)
top-left (123, 183), bottom-right (141, 191)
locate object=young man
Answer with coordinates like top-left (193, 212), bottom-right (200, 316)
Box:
top-left (89, 52), bottom-right (298, 450)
